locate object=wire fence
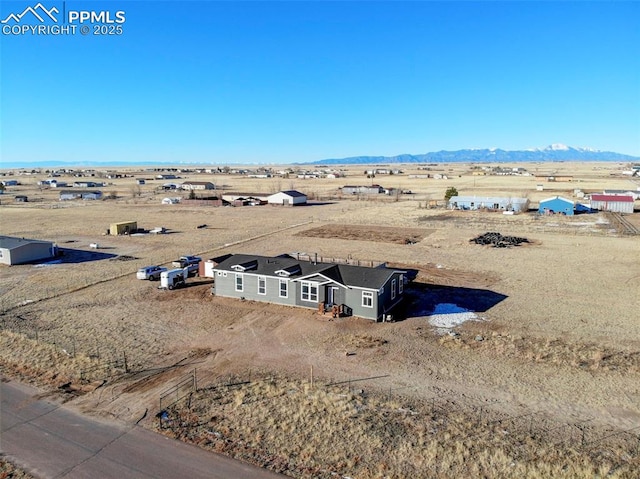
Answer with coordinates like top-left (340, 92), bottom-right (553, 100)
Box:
top-left (156, 369), bottom-right (640, 472)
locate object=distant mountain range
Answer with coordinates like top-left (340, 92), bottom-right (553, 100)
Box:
top-left (310, 144), bottom-right (640, 165)
top-left (2, 145), bottom-right (638, 170)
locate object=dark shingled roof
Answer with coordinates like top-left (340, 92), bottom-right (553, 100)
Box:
top-left (215, 254), bottom-right (404, 290)
top-left (279, 190), bottom-right (307, 197)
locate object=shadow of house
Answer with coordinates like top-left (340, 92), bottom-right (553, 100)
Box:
top-left (51, 247), bottom-right (119, 264)
top-left (398, 283), bottom-right (508, 320)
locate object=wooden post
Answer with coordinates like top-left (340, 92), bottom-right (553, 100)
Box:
top-left (310, 365), bottom-right (314, 388)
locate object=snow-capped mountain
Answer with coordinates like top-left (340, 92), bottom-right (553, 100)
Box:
top-left (311, 145), bottom-right (638, 165)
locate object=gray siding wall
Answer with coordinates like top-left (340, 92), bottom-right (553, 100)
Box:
top-left (212, 269), bottom-right (405, 321)
top-left (6, 243), bottom-right (55, 265)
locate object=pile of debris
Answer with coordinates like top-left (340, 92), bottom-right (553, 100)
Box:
top-left (471, 232), bottom-right (529, 248)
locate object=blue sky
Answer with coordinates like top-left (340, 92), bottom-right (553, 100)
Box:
top-left (1, 0), bottom-right (639, 166)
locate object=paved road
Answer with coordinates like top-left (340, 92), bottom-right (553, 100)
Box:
top-left (1, 380), bottom-right (284, 479)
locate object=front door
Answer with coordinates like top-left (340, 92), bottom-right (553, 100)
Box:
top-left (327, 286), bottom-right (339, 305)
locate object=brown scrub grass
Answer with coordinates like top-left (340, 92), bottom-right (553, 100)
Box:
top-left (156, 374), bottom-right (638, 479)
top-left (0, 460), bottom-right (34, 479)
top-left (0, 330), bottom-right (114, 391)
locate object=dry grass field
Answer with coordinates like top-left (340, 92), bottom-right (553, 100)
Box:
top-left (1, 161), bottom-right (639, 477)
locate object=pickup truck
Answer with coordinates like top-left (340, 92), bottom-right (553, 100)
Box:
top-left (171, 255), bottom-right (201, 276)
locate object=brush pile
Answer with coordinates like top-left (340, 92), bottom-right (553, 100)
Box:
top-left (471, 232), bottom-right (529, 248)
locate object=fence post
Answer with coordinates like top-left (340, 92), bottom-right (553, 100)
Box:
top-left (123, 351), bottom-right (128, 373)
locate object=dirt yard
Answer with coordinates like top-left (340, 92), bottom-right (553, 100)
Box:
top-left (1, 162), bottom-right (639, 477)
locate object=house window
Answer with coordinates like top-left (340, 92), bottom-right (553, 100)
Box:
top-left (399, 275), bottom-right (404, 294)
top-left (362, 291), bottom-right (374, 308)
top-left (391, 279), bottom-right (396, 300)
top-left (235, 273), bottom-right (243, 292)
top-left (279, 279), bottom-right (288, 298)
top-left (301, 281), bottom-right (318, 302)
top-left (258, 276), bottom-right (266, 295)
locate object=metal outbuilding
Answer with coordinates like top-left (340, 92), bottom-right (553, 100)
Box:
top-left (109, 221), bottom-right (138, 235)
top-left (538, 196), bottom-right (574, 216)
top-left (267, 190), bottom-right (307, 206)
top-left (0, 236), bottom-right (58, 265)
top-left (590, 195), bottom-right (634, 214)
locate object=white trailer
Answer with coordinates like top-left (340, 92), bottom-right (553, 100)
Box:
top-left (160, 267), bottom-right (188, 290)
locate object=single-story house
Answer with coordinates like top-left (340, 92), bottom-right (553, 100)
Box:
top-left (538, 196), bottom-right (574, 216)
top-left (59, 189), bottom-right (103, 201)
top-left (210, 253), bottom-right (407, 321)
top-left (136, 179), bottom-right (146, 185)
top-left (0, 236), bottom-right (58, 265)
top-left (267, 190), bottom-right (307, 206)
top-left (73, 181), bottom-right (103, 188)
top-left (109, 221), bottom-right (137, 235)
top-left (181, 181), bottom-right (215, 190)
top-left (14, 195), bottom-right (28, 203)
top-left (342, 185), bottom-right (385, 195)
top-left (1, 180), bottom-right (18, 186)
top-left (590, 194), bottom-right (634, 214)
top-left (449, 196), bottom-right (529, 213)
top-left (156, 174), bottom-right (177, 180)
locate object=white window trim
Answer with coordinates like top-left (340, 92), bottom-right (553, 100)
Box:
top-left (391, 279), bottom-right (396, 300)
top-left (279, 279), bottom-right (288, 298)
top-left (362, 291), bottom-right (374, 308)
top-left (301, 281), bottom-right (318, 303)
top-left (235, 273), bottom-right (243, 292)
top-left (399, 275), bottom-right (404, 294)
top-left (258, 276), bottom-right (266, 295)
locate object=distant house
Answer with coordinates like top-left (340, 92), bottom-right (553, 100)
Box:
top-left (181, 181), bottom-right (215, 190)
top-left (59, 189), bottom-right (103, 201)
top-left (161, 197), bottom-right (181, 205)
top-left (14, 195), bottom-right (28, 203)
top-left (73, 181), bottom-right (102, 188)
top-left (342, 185), bottom-right (385, 195)
top-left (0, 236), bottom-right (57, 265)
top-left (449, 196), bottom-right (529, 213)
top-left (136, 179), bottom-right (146, 185)
top-left (267, 190), bottom-right (307, 206)
top-left (539, 196), bottom-right (574, 216)
top-left (1, 180), bottom-right (18, 186)
top-left (156, 174), bottom-right (177, 180)
top-left (210, 253), bottom-right (407, 321)
top-left (590, 194), bottom-right (634, 214)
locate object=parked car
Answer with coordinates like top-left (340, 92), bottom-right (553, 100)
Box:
top-left (136, 265), bottom-right (167, 281)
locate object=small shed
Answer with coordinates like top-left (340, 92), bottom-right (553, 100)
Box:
top-left (267, 190), bottom-right (307, 206)
top-left (590, 195), bottom-right (634, 214)
top-left (109, 221), bottom-right (137, 235)
top-left (14, 195), bottom-right (28, 203)
top-left (539, 196), bottom-right (574, 216)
